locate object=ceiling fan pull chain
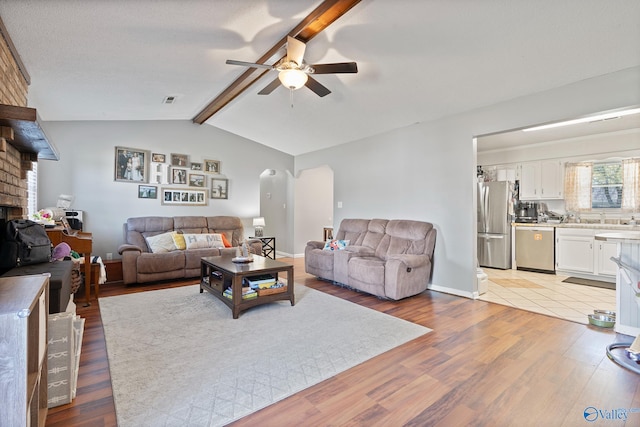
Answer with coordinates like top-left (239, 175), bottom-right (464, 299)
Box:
top-left (290, 88), bottom-right (294, 108)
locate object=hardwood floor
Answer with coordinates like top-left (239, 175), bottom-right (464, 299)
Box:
top-left (46, 258), bottom-right (640, 426)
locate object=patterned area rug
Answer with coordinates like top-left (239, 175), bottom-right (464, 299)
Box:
top-left (100, 284), bottom-right (430, 426)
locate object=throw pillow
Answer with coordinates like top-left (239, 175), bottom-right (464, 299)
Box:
top-left (323, 239), bottom-right (350, 251)
top-left (145, 232), bottom-right (178, 253)
top-left (171, 232), bottom-right (186, 250)
top-left (220, 233), bottom-right (232, 248)
top-left (183, 233), bottom-right (226, 249)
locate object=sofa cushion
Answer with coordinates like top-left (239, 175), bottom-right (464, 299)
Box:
top-left (323, 239), bottom-right (350, 251)
top-left (171, 232), bottom-right (186, 250)
top-left (174, 216), bottom-right (208, 234)
top-left (375, 220), bottom-right (432, 260)
top-left (206, 216), bottom-right (244, 247)
top-left (125, 216), bottom-right (175, 252)
top-left (183, 233), bottom-right (226, 249)
top-left (145, 232), bottom-right (178, 253)
top-left (335, 219), bottom-right (370, 246)
top-left (136, 251), bottom-right (185, 274)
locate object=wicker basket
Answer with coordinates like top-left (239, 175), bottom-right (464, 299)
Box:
top-left (257, 286), bottom-right (287, 296)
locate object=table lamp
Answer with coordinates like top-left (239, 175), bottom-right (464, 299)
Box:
top-left (253, 217), bottom-right (265, 237)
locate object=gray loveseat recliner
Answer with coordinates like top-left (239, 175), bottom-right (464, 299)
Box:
top-left (118, 216), bottom-right (261, 285)
top-left (305, 218), bottom-right (436, 300)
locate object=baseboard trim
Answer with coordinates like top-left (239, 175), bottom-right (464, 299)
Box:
top-left (428, 283), bottom-right (475, 299)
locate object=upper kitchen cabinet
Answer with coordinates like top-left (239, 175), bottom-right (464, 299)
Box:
top-left (518, 160), bottom-right (564, 200)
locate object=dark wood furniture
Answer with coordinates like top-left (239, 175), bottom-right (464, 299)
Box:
top-left (200, 255), bottom-right (294, 319)
top-left (46, 226), bottom-right (94, 306)
top-left (250, 236), bottom-right (276, 259)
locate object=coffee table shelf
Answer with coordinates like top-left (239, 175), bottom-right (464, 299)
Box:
top-left (200, 255), bottom-right (294, 318)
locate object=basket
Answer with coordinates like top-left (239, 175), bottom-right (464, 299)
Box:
top-left (257, 286), bottom-right (287, 296)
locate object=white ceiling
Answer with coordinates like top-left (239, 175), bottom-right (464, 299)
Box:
top-left (1, 0), bottom-right (639, 156)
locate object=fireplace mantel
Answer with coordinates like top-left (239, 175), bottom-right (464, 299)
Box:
top-left (0, 103), bottom-right (58, 160)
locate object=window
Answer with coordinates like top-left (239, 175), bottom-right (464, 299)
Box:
top-left (591, 162), bottom-right (622, 209)
top-left (27, 162), bottom-right (38, 217)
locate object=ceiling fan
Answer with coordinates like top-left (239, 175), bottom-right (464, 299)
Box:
top-left (226, 36), bottom-right (358, 98)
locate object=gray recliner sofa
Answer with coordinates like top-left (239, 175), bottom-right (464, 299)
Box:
top-left (118, 216), bottom-right (261, 285)
top-left (305, 218), bottom-right (436, 300)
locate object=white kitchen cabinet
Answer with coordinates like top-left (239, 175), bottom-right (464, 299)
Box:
top-left (556, 228), bottom-right (594, 273)
top-left (518, 162), bottom-right (540, 200)
top-left (596, 239), bottom-right (619, 277)
top-left (540, 160), bottom-right (564, 199)
top-left (555, 227), bottom-right (620, 280)
top-left (518, 160), bottom-right (564, 200)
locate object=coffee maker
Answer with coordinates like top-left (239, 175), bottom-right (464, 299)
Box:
top-left (515, 201), bottom-right (539, 223)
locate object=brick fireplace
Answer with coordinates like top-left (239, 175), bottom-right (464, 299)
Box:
top-left (1, 15), bottom-right (38, 222)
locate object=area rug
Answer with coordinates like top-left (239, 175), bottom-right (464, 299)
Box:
top-left (100, 284), bottom-right (430, 426)
top-left (562, 277), bottom-right (616, 290)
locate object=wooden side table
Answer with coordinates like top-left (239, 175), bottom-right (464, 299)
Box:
top-left (251, 236), bottom-right (276, 259)
top-left (323, 227), bottom-right (333, 240)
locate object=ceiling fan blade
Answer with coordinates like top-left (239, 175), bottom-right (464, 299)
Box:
top-left (311, 62), bottom-right (358, 74)
top-left (286, 36), bottom-right (306, 67)
top-left (258, 77), bottom-right (282, 95)
top-left (305, 75), bottom-right (331, 97)
top-left (226, 59), bottom-right (273, 70)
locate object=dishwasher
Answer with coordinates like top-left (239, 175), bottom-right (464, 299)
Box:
top-left (515, 226), bottom-right (555, 273)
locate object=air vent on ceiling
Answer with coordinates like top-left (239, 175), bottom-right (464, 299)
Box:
top-left (162, 95), bottom-right (177, 104)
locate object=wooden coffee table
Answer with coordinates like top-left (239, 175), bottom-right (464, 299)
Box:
top-left (200, 254), bottom-right (294, 318)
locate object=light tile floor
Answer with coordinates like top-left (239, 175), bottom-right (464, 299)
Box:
top-left (478, 268), bottom-right (616, 325)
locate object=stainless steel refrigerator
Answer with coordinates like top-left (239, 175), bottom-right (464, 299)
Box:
top-left (477, 181), bottom-right (513, 269)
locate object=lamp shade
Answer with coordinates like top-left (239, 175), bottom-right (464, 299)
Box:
top-left (253, 217), bottom-right (265, 227)
top-left (278, 69), bottom-right (308, 90)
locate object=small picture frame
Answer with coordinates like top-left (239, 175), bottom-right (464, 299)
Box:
top-left (138, 185), bottom-right (158, 199)
top-left (115, 146), bottom-right (150, 183)
top-left (152, 153), bottom-right (166, 163)
top-left (172, 168), bottom-right (188, 185)
top-left (204, 159), bottom-right (221, 174)
top-left (171, 153), bottom-right (189, 167)
top-left (211, 178), bottom-right (228, 199)
top-left (190, 162), bottom-right (202, 171)
top-left (189, 173), bottom-right (205, 188)
top-left (161, 188), bottom-right (207, 206)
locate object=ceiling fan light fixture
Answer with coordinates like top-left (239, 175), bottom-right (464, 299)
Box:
top-left (278, 68), bottom-right (308, 90)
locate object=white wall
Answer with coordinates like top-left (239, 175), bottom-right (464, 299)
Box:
top-left (259, 168), bottom-right (291, 255)
top-left (294, 166), bottom-right (333, 257)
top-left (37, 120), bottom-right (294, 257)
top-left (295, 66), bottom-right (640, 298)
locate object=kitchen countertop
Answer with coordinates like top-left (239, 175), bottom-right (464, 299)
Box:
top-left (594, 231), bottom-right (640, 243)
top-left (513, 222), bottom-right (640, 230)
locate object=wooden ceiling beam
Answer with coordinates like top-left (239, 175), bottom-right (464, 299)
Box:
top-left (192, 0), bottom-right (362, 125)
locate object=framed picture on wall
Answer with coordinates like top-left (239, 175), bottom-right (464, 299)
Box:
top-left (138, 185), bottom-right (157, 199)
top-left (171, 153), bottom-right (189, 167)
top-left (204, 159), bottom-right (221, 174)
top-left (190, 162), bottom-right (202, 171)
top-left (152, 153), bottom-right (166, 163)
top-left (161, 188), bottom-right (207, 206)
top-left (115, 146), bottom-right (150, 183)
top-left (210, 178), bottom-right (228, 199)
top-left (189, 173), bottom-right (205, 187)
top-left (172, 168), bottom-right (188, 185)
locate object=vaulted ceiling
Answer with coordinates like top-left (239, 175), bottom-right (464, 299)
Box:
top-left (1, 0), bottom-right (639, 156)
